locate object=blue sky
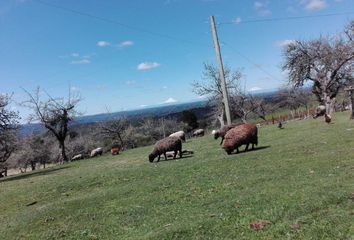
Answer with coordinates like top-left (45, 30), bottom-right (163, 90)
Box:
top-left (1, 0), bottom-right (353, 120)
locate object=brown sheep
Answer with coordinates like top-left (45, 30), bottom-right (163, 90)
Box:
top-left (222, 123), bottom-right (258, 155)
top-left (149, 136), bottom-right (182, 163)
top-left (212, 123), bottom-right (244, 145)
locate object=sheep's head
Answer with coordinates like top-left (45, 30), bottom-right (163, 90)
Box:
top-left (148, 153), bottom-right (156, 162)
top-left (213, 130), bottom-right (220, 139)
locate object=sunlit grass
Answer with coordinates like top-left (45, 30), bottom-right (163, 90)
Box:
top-left (0, 112), bottom-right (353, 239)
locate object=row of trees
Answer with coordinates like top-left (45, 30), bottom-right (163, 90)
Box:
top-left (192, 20), bottom-right (354, 124)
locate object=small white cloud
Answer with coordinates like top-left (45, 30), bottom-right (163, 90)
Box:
top-left (118, 40), bottom-right (134, 48)
top-left (137, 62), bottom-right (161, 70)
top-left (275, 39), bottom-right (296, 48)
top-left (126, 80), bottom-right (136, 85)
top-left (71, 53), bottom-right (79, 57)
top-left (300, 0), bottom-right (327, 11)
top-left (162, 86), bottom-right (168, 89)
top-left (71, 59), bottom-right (91, 64)
top-left (140, 104), bottom-right (148, 108)
top-left (249, 87), bottom-right (262, 92)
top-left (163, 97), bottom-right (177, 104)
top-left (97, 41), bottom-right (111, 47)
top-left (254, 1), bottom-right (272, 16)
top-left (232, 17), bottom-right (242, 25)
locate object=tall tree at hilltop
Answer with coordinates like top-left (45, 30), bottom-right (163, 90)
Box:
top-left (282, 20), bottom-right (354, 114)
top-left (23, 87), bottom-right (81, 163)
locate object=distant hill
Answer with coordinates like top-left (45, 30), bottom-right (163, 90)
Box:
top-left (19, 100), bottom-right (209, 135)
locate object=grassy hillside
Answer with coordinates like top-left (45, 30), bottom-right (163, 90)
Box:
top-left (1, 112), bottom-right (353, 239)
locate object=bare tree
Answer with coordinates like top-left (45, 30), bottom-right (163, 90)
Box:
top-left (22, 87), bottom-right (81, 163)
top-left (192, 63), bottom-right (242, 126)
top-left (282, 21), bottom-right (354, 114)
top-left (99, 116), bottom-right (129, 148)
top-left (0, 94), bottom-right (19, 176)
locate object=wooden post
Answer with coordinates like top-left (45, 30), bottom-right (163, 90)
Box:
top-left (210, 16), bottom-right (232, 125)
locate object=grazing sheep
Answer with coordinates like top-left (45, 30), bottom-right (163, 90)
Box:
top-left (149, 136), bottom-right (182, 163)
top-left (325, 113), bottom-right (332, 124)
top-left (90, 147), bottom-right (103, 158)
top-left (213, 123), bottom-right (244, 145)
top-left (313, 105), bottom-right (326, 118)
top-left (71, 154), bottom-right (83, 161)
top-left (222, 123), bottom-right (258, 155)
top-left (169, 130), bottom-right (186, 142)
top-left (192, 129), bottom-right (204, 137)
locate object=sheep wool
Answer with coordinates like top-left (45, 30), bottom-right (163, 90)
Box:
top-left (169, 130), bottom-right (186, 142)
top-left (222, 123), bottom-right (258, 155)
top-left (214, 123), bottom-right (244, 145)
top-left (149, 136), bottom-right (182, 163)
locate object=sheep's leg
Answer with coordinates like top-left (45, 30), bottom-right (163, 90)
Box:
top-left (179, 149), bottom-right (182, 158)
top-left (173, 150), bottom-right (177, 159)
top-left (245, 143), bottom-right (249, 151)
top-left (252, 143), bottom-right (255, 149)
top-left (164, 152), bottom-right (168, 160)
top-left (236, 148), bottom-right (239, 153)
top-left (220, 138), bottom-right (224, 145)
top-left (157, 155), bottom-right (161, 162)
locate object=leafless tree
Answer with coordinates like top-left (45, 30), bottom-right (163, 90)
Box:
top-left (0, 94), bottom-right (19, 176)
top-left (192, 63), bottom-right (242, 126)
top-left (99, 116), bottom-right (129, 148)
top-left (22, 87), bottom-right (81, 163)
top-left (282, 20), bottom-right (354, 114)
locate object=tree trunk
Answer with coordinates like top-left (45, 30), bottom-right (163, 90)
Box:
top-left (350, 91), bottom-right (354, 119)
top-left (59, 141), bottom-right (68, 162)
top-left (217, 108), bottom-right (225, 127)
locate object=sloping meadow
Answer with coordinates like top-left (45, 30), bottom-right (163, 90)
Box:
top-left (1, 112), bottom-right (353, 239)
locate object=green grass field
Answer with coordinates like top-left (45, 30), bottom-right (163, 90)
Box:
top-left (1, 112), bottom-right (353, 239)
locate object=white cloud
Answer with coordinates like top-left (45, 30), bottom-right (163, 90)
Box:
top-left (275, 39), bottom-right (296, 48)
top-left (140, 104), bottom-right (148, 108)
top-left (163, 97), bottom-right (177, 104)
top-left (254, 1), bottom-right (271, 16)
top-left (71, 53), bottom-right (79, 57)
top-left (162, 86), bottom-right (168, 89)
top-left (232, 17), bottom-right (242, 25)
top-left (300, 0), bottom-right (327, 11)
top-left (137, 62), bottom-right (161, 70)
top-left (126, 80), bottom-right (136, 85)
top-left (71, 59), bottom-right (91, 64)
top-left (97, 41), bottom-right (111, 47)
top-left (249, 87), bottom-right (262, 92)
top-left (118, 40), bottom-right (134, 48)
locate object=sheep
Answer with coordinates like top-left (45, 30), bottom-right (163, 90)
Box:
top-left (71, 154), bottom-right (83, 161)
top-left (169, 130), bottom-right (186, 142)
top-left (192, 129), bottom-right (204, 137)
top-left (313, 105), bottom-right (326, 118)
top-left (222, 123), bottom-right (258, 155)
top-left (213, 123), bottom-right (244, 145)
top-left (325, 113), bottom-right (332, 124)
top-left (148, 136), bottom-right (182, 163)
top-left (90, 147), bottom-right (103, 158)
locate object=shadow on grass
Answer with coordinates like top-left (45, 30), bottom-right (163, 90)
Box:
top-left (229, 145), bottom-right (271, 155)
top-left (0, 165), bottom-right (71, 183)
top-left (151, 155), bottom-right (194, 163)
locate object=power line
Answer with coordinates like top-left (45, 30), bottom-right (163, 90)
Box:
top-left (222, 42), bottom-right (281, 82)
top-left (33, 0), bottom-right (201, 46)
top-left (219, 11), bottom-right (354, 25)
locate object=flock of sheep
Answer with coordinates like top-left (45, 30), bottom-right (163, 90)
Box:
top-left (148, 123), bottom-right (258, 163)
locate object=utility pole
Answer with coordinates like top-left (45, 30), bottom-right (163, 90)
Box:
top-left (210, 15), bottom-right (232, 125)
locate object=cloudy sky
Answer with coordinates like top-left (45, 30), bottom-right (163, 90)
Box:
top-left (0, 0), bottom-right (353, 119)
